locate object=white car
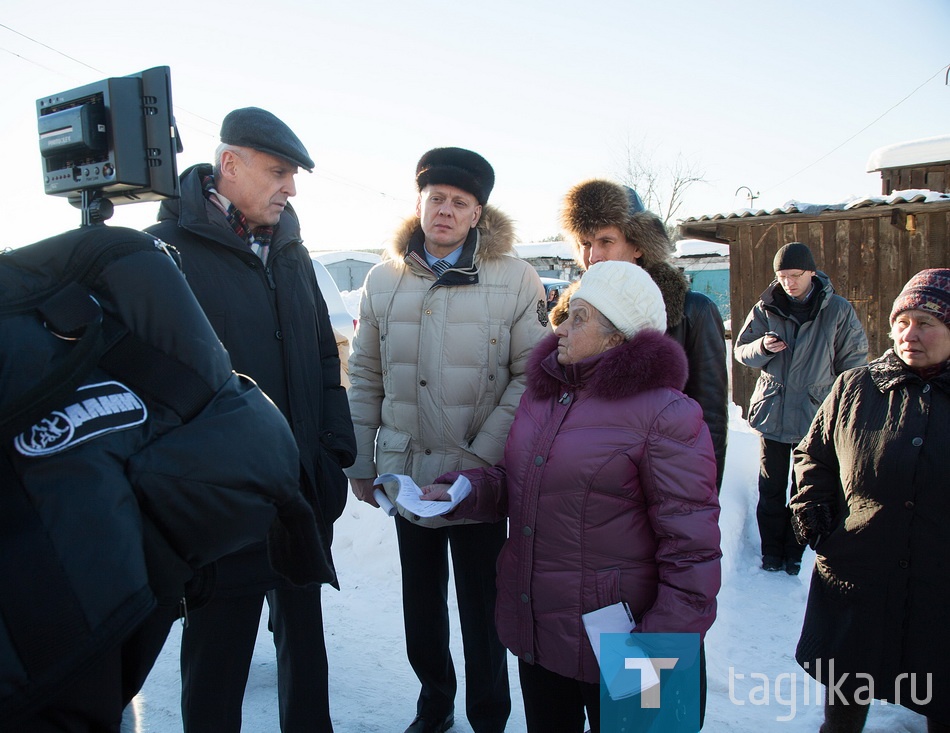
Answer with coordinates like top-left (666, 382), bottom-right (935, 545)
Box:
top-left (312, 259), bottom-right (358, 388)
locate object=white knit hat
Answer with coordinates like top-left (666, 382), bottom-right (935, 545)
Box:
top-left (572, 261), bottom-right (667, 338)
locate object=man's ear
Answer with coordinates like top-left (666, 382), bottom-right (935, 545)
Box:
top-left (471, 204), bottom-right (482, 228)
top-left (219, 149), bottom-right (239, 181)
top-left (415, 195), bottom-right (422, 219)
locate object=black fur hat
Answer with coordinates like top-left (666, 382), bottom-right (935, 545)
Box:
top-left (416, 147), bottom-right (495, 205)
top-left (560, 179), bottom-right (672, 268)
top-left (220, 107), bottom-right (314, 172)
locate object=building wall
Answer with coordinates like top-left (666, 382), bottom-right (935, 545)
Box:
top-left (678, 256), bottom-right (730, 320)
top-left (879, 163), bottom-right (950, 195)
top-left (323, 259), bottom-right (376, 292)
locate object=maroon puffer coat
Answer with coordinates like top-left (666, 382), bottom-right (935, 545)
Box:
top-left (443, 330), bottom-right (721, 683)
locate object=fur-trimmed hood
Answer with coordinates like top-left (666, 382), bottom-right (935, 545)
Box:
top-left (526, 330), bottom-right (688, 403)
top-left (384, 205), bottom-right (516, 266)
top-left (550, 260), bottom-right (689, 331)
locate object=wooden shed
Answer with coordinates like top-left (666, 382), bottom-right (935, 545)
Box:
top-left (867, 133), bottom-right (950, 196)
top-left (679, 193), bottom-right (950, 415)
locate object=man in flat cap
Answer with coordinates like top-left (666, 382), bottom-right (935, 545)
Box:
top-left (346, 147), bottom-right (549, 733)
top-left (146, 107), bottom-right (356, 733)
top-left (735, 241), bottom-right (866, 576)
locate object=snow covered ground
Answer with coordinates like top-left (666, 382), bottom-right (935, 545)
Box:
top-left (126, 290), bottom-right (929, 732)
top-left (126, 405), bottom-right (929, 733)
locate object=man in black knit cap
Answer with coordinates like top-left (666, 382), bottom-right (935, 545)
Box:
top-left (734, 242), bottom-right (867, 576)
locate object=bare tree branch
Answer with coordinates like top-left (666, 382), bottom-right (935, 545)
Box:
top-left (614, 137), bottom-right (707, 229)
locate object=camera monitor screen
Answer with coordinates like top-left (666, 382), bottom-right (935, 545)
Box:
top-left (37, 66), bottom-right (180, 206)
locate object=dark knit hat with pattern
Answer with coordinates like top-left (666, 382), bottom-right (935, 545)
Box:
top-left (773, 242), bottom-right (817, 272)
top-left (415, 147), bottom-right (494, 205)
top-left (890, 268), bottom-right (950, 326)
top-left (220, 107), bottom-right (314, 172)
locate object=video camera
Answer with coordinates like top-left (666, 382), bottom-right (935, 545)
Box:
top-left (36, 66), bottom-right (181, 225)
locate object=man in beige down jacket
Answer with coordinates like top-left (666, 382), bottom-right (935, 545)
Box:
top-left (346, 147), bottom-right (549, 733)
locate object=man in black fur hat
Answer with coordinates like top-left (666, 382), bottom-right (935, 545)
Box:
top-left (554, 179), bottom-right (729, 490)
top-left (346, 147), bottom-right (549, 733)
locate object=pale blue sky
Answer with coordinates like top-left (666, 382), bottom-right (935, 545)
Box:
top-left (2, 0), bottom-right (948, 250)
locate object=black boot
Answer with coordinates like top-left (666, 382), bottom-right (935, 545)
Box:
top-left (819, 697), bottom-right (869, 733)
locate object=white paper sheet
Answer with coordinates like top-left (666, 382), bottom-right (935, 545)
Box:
top-left (375, 473), bottom-right (471, 517)
top-left (582, 602), bottom-right (660, 700)
top-left (372, 488), bottom-right (397, 516)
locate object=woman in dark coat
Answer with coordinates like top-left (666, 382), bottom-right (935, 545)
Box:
top-left (791, 269), bottom-right (950, 732)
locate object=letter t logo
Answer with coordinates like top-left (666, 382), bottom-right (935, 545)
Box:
top-left (624, 657), bottom-right (679, 708)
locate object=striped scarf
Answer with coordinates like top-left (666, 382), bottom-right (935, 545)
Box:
top-left (202, 174), bottom-right (274, 263)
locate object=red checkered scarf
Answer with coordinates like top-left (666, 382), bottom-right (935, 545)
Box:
top-left (202, 174), bottom-right (274, 263)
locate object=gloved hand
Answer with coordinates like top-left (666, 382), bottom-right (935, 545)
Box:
top-left (791, 503), bottom-right (834, 550)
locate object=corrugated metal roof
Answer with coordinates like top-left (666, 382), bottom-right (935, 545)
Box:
top-left (682, 189), bottom-right (950, 223)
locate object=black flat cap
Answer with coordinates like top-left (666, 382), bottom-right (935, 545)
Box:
top-left (220, 107), bottom-right (314, 172)
top-left (416, 147), bottom-right (494, 205)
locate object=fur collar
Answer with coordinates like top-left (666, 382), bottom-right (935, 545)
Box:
top-left (644, 261), bottom-right (689, 329)
top-left (870, 348), bottom-right (950, 394)
top-left (384, 205), bottom-right (516, 266)
top-left (526, 330), bottom-right (688, 402)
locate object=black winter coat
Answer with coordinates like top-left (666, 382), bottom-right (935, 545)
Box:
top-left (147, 164), bottom-right (356, 590)
top-left (664, 278), bottom-right (729, 489)
top-left (791, 351), bottom-right (950, 720)
top-left (0, 227), bottom-right (318, 723)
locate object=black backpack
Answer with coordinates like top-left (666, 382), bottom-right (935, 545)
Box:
top-left (0, 226), bottom-right (322, 722)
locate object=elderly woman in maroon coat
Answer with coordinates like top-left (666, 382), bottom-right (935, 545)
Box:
top-left (423, 260), bottom-right (721, 733)
top-left (792, 269), bottom-right (950, 733)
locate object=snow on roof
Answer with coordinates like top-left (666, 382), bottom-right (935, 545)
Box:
top-left (514, 240), bottom-right (577, 259)
top-left (682, 190), bottom-right (950, 223)
top-left (845, 188), bottom-right (950, 208)
top-left (866, 134), bottom-right (950, 172)
top-left (673, 239), bottom-right (729, 257)
top-left (312, 250), bottom-right (382, 265)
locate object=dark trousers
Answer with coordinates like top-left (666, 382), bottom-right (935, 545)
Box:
top-left (518, 644), bottom-right (708, 733)
top-left (518, 659), bottom-right (599, 733)
top-left (18, 607), bottom-right (175, 733)
top-left (180, 584), bottom-right (331, 733)
top-left (821, 697), bottom-right (950, 733)
top-left (395, 516), bottom-right (510, 733)
top-left (757, 438), bottom-right (804, 562)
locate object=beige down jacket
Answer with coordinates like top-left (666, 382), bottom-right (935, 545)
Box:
top-left (345, 206), bottom-right (549, 527)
